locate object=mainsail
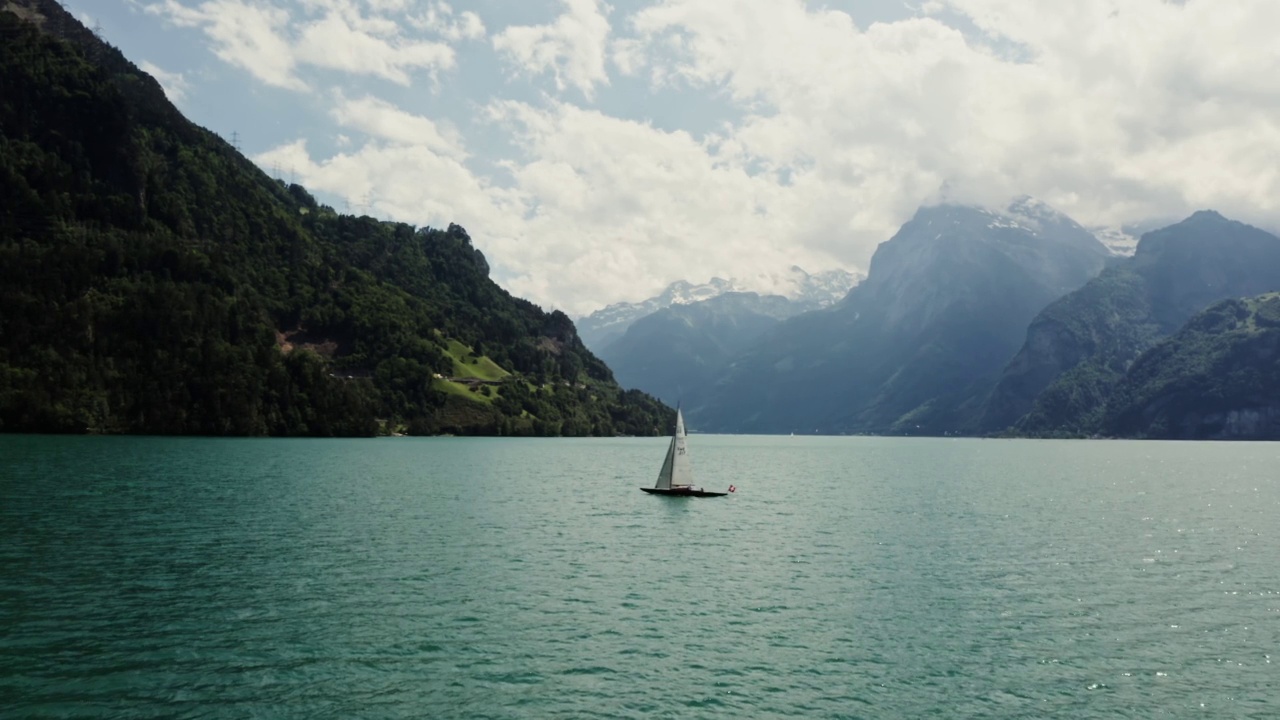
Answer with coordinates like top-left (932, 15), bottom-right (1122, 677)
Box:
top-left (654, 408), bottom-right (693, 489)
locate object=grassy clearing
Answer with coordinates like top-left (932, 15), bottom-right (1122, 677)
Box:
top-left (443, 338), bottom-right (509, 381)
top-left (434, 378), bottom-right (496, 404)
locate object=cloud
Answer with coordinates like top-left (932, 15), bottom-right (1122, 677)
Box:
top-left (147, 0), bottom-right (305, 90)
top-left (493, 0), bottom-right (612, 97)
top-left (139, 60), bottom-right (191, 103)
top-left (481, 100), bottom-right (846, 314)
top-left (608, 36), bottom-right (646, 76)
top-left (409, 1), bottom-right (486, 42)
top-left (237, 0), bottom-right (1280, 315)
top-left (328, 93), bottom-right (468, 160)
top-left (253, 94), bottom-right (525, 265)
top-left (542, 0), bottom-right (1280, 310)
top-left (146, 0), bottom-right (464, 90)
top-left (625, 0), bottom-right (1280, 228)
top-left (267, 92), bottom-right (853, 315)
top-left (293, 13), bottom-right (455, 85)
top-left (254, 137), bottom-right (531, 278)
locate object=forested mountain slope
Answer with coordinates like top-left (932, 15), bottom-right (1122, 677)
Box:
top-left (598, 292), bottom-right (799, 407)
top-left (0, 1), bottom-right (668, 437)
top-left (1102, 294), bottom-right (1280, 439)
top-left (985, 211), bottom-right (1280, 436)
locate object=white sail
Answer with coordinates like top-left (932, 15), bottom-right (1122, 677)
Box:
top-left (655, 436), bottom-right (676, 489)
top-left (654, 408), bottom-right (693, 489)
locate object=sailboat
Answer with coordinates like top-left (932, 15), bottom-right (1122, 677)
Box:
top-left (641, 408), bottom-right (728, 497)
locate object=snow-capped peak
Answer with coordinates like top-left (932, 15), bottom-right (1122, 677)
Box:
top-left (575, 266), bottom-right (863, 352)
top-left (1004, 195), bottom-right (1079, 234)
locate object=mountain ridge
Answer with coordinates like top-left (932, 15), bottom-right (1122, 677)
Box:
top-left (596, 291), bottom-right (804, 407)
top-left (986, 210), bottom-right (1280, 436)
top-left (686, 198), bottom-right (1111, 434)
top-left (576, 266), bottom-right (861, 352)
top-left (0, 1), bottom-right (671, 437)
top-left (1103, 293), bottom-right (1280, 439)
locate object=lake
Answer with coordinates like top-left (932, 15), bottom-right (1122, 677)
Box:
top-left (2, 434), bottom-right (1279, 718)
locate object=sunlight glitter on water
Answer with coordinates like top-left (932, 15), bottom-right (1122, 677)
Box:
top-left (3, 435), bottom-right (1280, 718)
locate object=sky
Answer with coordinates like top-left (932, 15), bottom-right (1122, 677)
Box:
top-left (72, 0), bottom-right (1280, 316)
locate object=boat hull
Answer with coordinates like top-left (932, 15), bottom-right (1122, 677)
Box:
top-left (640, 487), bottom-right (728, 497)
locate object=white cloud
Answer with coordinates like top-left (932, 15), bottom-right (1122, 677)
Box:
top-left (213, 0), bottom-right (1280, 314)
top-left (493, 0), bottom-right (612, 97)
top-left (256, 136), bottom-right (527, 240)
top-left (255, 92), bottom-right (850, 315)
top-left (608, 36), bottom-right (645, 76)
top-left (147, 0), bottom-right (305, 90)
top-left (477, 100), bottom-right (847, 314)
top-left (253, 92), bottom-right (525, 266)
top-left (481, 101), bottom-right (798, 311)
top-left (409, 1), bottom-right (486, 42)
top-left (139, 60), bottom-right (191, 103)
top-left (625, 0), bottom-right (1280, 230)
top-left (329, 94), bottom-right (468, 160)
top-left (293, 13), bottom-right (455, 85)
top-left (147, 0), bottom-right (463, 90)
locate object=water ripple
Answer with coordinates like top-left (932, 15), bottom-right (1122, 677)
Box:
top-left (3, 436), bottom-right (1280, 717)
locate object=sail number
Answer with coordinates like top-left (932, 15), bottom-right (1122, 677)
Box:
top-left (677, 447), bottom-right (686, 455)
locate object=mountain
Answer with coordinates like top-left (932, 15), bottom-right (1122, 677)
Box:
top-left (687, 198), bottom-right (1110, 434)
top-left (985, 211), bottom-right (1280, 436)
top-left (0, 1), bottom-right (670, 437)
top-left (1102, 294), bottom-right (1280, 439)
top-left (576, 266), bottom-right (861, 353)
top-left (596, 292), bottom-right (799, 407)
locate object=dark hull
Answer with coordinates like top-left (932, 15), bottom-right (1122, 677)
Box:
top-left (640, 487), bottom-right (728, 497)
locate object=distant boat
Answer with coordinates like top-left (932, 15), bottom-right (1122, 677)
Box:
top-left (641, 408), bottom-right (728, 497)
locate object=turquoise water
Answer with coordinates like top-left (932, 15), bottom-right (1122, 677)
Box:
top-left (2, 435), bottom-right (1279, 718)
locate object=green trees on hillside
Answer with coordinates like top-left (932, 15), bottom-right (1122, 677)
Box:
top-left (989, 211), bottom-right (1280, 438)
top-left (1103, 295), bottom-right (1280, 439)
top-left (0, 8), bottom-right (668, 437)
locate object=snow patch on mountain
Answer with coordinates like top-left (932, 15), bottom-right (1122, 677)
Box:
top-left (576, 266), bottom-right (863, 352)
top-left (1090, 226), bottom-right (1140, 256)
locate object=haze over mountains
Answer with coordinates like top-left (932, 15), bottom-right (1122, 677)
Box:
top-left (685, 198), bottom-right (1113, 434)
top-left (594, 292), bottom-right (804, 408)
top-left (576, 266), bottom-right (861, 353)
top-left (577, 267), bottom-right (861, 407)
top-left (584, 201), bottom-right (1280, 439)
